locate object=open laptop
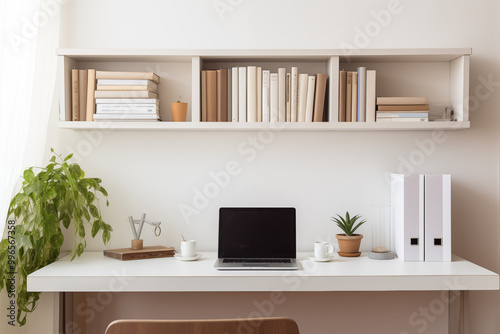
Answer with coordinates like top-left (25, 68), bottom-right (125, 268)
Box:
top-left (214, 207), bottom-right (299, 270)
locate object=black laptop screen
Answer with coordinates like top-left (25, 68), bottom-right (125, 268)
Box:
top-left (218, 207), bottom-right (296, 259)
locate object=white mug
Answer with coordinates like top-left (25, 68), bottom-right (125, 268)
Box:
top-left (180, 240), bottom-right (197, 258)
top-left (314, 241), bottom-right (334, 258)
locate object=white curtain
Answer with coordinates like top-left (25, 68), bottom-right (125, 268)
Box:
top-left (0, 0), bottom-right (60, 239)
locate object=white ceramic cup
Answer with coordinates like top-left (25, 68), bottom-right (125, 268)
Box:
top-left (314, 241), bottom-right (334, 258)
top-left (180, 240), bottom-right (197, 258)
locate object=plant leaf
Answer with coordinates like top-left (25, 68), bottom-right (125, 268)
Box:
top-left (23, 169), bottom-right (35, 183)
top-left (89, 204), bottom-right (99, 219)
top-left (64, 153), bottom-right (73, 161)
top-left (91, 220), bottom-right (101, 238)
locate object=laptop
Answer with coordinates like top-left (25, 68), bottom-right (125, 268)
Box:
top-left (214, 207), bottom-right (299, 270)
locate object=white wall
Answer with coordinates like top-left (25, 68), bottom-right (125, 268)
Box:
top-left (27, 0), bottom-right (500, 333)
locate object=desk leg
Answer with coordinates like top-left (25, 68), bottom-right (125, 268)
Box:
top-left (448, 290), bottom-right (469, 334)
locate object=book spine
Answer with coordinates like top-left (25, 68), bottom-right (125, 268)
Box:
top-left (278, 68), bottom-right (286, 122)
top-left (286, 73), bottom-right (291, 122)
top-left (238, 67), bottom-right (247, 122)
top-left (201, 71), bottom-right (207, 122)
top-left (366, 70), bottom-right (376, 122)
top-left (257, 67), bottom-right (262, 122)
top-left (351, 72), bottom-right (358, 122)
top-left (357, 67), bottom-right (367, 122)
top-left (86, 69), bottom-right (96, 122)
top-left (217, 69), bottom-right (228, 122)
top-left (338, 70), bottom-right (347, 122)
top-left (262, 70), bottom-right (270, 122)
top-left (206, 70), bottom-right (217, 122)
top-left (298, 74), bottom-right (309, 122)
top-left (270, 73), bottom-right (278, 122)
top-left (227, 69), bottom-right (232, 122)
top-left (313, 74), bottom-right (327, 122)
top-left (95, 98), bottom-right (158, 104)
top-left (71, 69), bottom-right (79, 121)
top-left (96, 104), bottom-right (158, 114)
top-left (231, 67), bottom-right (239, 122)
top-left (95, 71), bottom-right (159, 83)
top-left (345, 72), bottom-right (352, 122)
top-left (78, 70), bottom-right (88, 121)
top-left (247, 66), bottom-right (257, 122)
top-left (291, 67), bottom-right (298, 122)
top-left (305, 75), bottom-right (316, 122)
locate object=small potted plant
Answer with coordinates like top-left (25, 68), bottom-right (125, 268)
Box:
top-left (331, 211), bottom-right (366, 257)
top-left (171, 96), bottom-right (188, 122)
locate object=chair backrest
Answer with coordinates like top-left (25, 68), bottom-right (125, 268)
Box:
top-left (105, 317), bottom-right (299, 334)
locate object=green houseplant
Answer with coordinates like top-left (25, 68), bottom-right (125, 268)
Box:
top-left (331, 211), bottom-right (366, 257)
top-left (0, 149), bottom-right (112, 326)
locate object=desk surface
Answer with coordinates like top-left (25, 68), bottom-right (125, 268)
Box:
top-left (27, 252), bottom-right (499, 292)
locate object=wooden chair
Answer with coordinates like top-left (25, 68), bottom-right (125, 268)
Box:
top-left (105, 317), bottom-right (299, 334)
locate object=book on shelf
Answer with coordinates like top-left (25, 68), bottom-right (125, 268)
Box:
top-left (270, 73), bottom-right (278, 122)
top-left (227, 69), bottom-right (232, 122)
top-left (291, 67), bottom-right (298, 122)
top-left (86, 69), bottom-right (96, 122)
top-left (97, 79), bottom-right (158, 90)
top-left (95, 98), bottom-right (158, 104)
top-left (351, 72), bottom-right (358, 122)
top-left (376, 117), bottom-right (428, 122)
top-left (305, 75), bottom-right (316, 122)
top-left (376, 112), bottom-right (429, 118)
top-left (278, 68), bottom-right (286, 122)
top-left (357, 67), bottom-right (366, 122)
top-left (345, 71), bottom-right (352, 122)
top-left (285, 72), bottom-right (291, 122)
top-left (238, 67), bottom-right (247, 122)
top-left (231, 67), bottom-right (238, 122)
top-left (217, 69), bottom-right (228, 122)
top-left (376, 97), bottom-right (428, 105)
top-left (206, 70), bottom-right (217, 122)
top-left (365, 70), bottom-right (376, 122)
top-left (94, 90), bottom-right (158, 99)
top-left (95, 71), bottom-right (159, 83)
top-left (247, 66), bottom-right (257, 122)
top-left (201, 70), bottom-right (207, 121)
top-left (71, 69), bottom-right (79, 121)
top-left (338, 70), bottom-right (347, 122)
top-left (78, 69), bottom-right (88, 121)
top-left (297, 73), bottom-right (308, 122)
top-left (93, 113), bottom-right (160, 121)
top-left (377, 104), bottom-right (430, 111)
top-left (262, 70), bottom-right (270, 122)
top-left (257, 67), bottom-right (262, 122)
top-left (313, 73), bottom-right (327, 122)
top-left (96, 85), bottom-right (158, 93)
top-left (96, 103), bottom-right (159, 114)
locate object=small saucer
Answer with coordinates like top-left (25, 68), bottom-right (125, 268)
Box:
top-left (174, 253), bottom-right (202, 261)
top-left (309, 255), bottom-right (334, 262)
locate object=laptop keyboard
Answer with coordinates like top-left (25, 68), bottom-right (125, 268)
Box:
top-left (222, 259), bottom-right (292, 264)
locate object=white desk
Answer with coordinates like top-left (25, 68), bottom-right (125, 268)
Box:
top-left (28, 252), bottom-right (498, 292)
top-left (27, 252), bottom-right (498, 334)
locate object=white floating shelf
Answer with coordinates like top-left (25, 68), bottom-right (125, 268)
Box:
top-left (59, 121), bottom-right (470, 131)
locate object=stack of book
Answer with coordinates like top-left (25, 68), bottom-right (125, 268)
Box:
top-left (200, 66), bottom-right (328, 123)
top-left (93, 71), bottom-right (160, 122)
top-left (376, 97), bottom-right (429, 122)
top-left (338, 67), bottom-right (376, 122)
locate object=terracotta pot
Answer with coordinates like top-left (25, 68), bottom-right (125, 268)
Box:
top-left (171, 102), bottom-right (188, 122)
top-left (336, 234), bottom-right (363, 257)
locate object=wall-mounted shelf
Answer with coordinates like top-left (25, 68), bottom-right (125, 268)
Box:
top-left (58, 48), bottom-right (471, 131)
top-left (59, 120), bottom-right (470, 131)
